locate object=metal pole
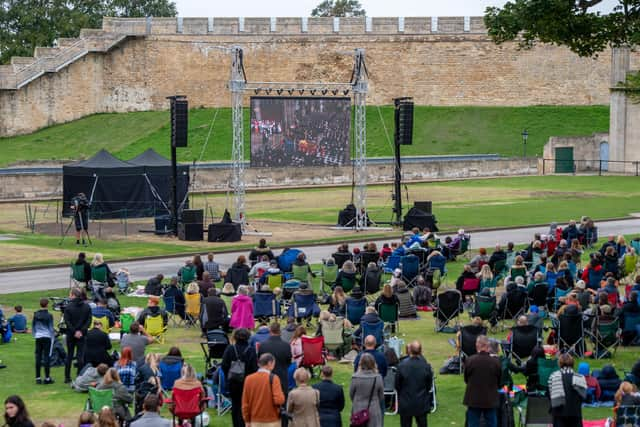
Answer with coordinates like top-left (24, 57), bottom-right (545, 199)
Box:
top-left (230, 46), bottom-right (246, 226)
top-left (171, 137), bottom-right (178, 235)
top-left (353, 48), bottom-right (368, 230)
top-left (599, 159), bottom-right (602, 176)
top-left (394, 139), bottom-right (402, 225)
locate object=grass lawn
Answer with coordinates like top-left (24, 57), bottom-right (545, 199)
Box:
top-left (0, 106), bottom-right (609, 166)
top-left (1, 175), bottom-right (639, 268)
top-left (0, 244), bottom-right (634, 426)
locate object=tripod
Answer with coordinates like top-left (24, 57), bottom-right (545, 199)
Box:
top-left (59, 210), bottom-right (92, 246)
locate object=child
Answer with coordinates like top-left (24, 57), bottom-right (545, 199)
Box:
top-left (32, 298), bottom-right (55, 384)
top-left (578, 362), bottom-right (602, 403)
top-left (9, 305), bottom-right (28, 333)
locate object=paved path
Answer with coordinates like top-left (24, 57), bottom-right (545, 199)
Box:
top-left (1, 219), bottom-right (639, 294)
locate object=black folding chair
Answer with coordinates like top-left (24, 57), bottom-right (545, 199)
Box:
top-left (459, 324), bottom-right (487, 372)
top-left (509, 324), bottom-right (539, 365)
top-left (434, 289), bottom-right (462, 333)
top-left (558, 312), bottom-right (585, 357)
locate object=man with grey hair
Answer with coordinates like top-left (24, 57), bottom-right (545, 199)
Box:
top-left (488, 243), bottom-right (506, 273)
top-left (463, 335), bottom-right (501, 427)
top-left (395, 340), bottom-right (433, 427)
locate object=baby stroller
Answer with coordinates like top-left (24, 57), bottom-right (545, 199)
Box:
top-left (115, 269), bottom-right (131, 294)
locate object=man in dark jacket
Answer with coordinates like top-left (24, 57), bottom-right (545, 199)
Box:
top-left (353, 335), bottom-right (388, 378)
top-left (463, 335), bottom-right (501, 427)
top-left (144, 274), bottom-right (164, 296)
top-left (257, 322), bottom-right (292, 398)
top-left (313, 365), bottom-right (345, 427)
top-left (396, 340), bottom-right (433, 427)
top-left (64, 287), bottom-right (92, 383)
top-left (82, 320), bottom-right (112, 369)
top-left (488, 244), bottom-right (507, 272)
top-left (203, 288), bottom-right (228, 331)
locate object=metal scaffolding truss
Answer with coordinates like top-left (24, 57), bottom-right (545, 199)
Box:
top-left (228, 47), bottom-right (369, 230)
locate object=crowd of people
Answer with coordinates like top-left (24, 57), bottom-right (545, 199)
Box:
top-left (2, 221), bottom-right (640, 427)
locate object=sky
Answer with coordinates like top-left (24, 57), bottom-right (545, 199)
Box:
top-left (174, 0), bottom-right (619, 17)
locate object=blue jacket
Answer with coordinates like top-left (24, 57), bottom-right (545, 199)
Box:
top-left (32, 309), bottom-right (55, 342)
top-left (313, 379), bottom-right (345, 427)
top-left (353, 349), bottom-right (388, 378)
top-left (8, 313), bottom-right (27, 332)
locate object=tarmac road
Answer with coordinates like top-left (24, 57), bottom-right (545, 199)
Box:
top-left (1, 218), bottom-right (638, 294)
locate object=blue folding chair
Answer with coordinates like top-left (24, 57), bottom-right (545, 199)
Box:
top-left (400, 254), bottom-right (420, 287)
top-left (346, 298), bottom-right (367, 326)
top-left (587, 269), bottom-right (604, 290)
top-left (361, 320), bottom-right (384, 348)
top-left (383, 255), bottom-right (401, 274)
top-left (554, 287), bottom-right (569, 312)
top-left (159, 359), bottom-right (182, 390)
top-left (253, 292), bottom-right (280, 320)
top-left (289, 293), bottom-right (318, 321)
top-left (427, 254), bottom-right (447, 276)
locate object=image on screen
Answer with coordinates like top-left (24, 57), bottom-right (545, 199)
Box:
top-left (250, 97), bottom-right (351, 167)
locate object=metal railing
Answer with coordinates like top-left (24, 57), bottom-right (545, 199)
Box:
top-left (542, 159), bottom-right (640, 176)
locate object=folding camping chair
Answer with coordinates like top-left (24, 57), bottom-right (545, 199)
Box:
top-left (501, 289), bottom-right (528, 331)
top-left (528, 283), bottom-right (550, 311)
top-left (291, 264), bottom-right (311, 284)
top-left (361, 320), bottom-right (384, 348)
top-left (384, 366), bottom-right (399, 415)
top-left (434, 289), bottom-right (462, 333)
top-left (144, 313), bottom-right (166, 344)
top-left (472, 295), bottom-right (498, 332)
top-left (91, 315), bottom-right (111, 333)
top-left (346, 298), bottom-right (367, 326)
top-left (492, 259), bottom-right (507, 278)
top-left (90, 265), bottom-right (109, 299)
top-left (558, 312), bottom-right (585, 357)
top-left (339, 275), bottom-right (356, 293)
top-left (282, 279), bottom-right (301, 300)
top-left (320, 262), bottom-right (338, 293)
top-left (290, 293), bottom-right (318, 324)
top-left (200, 328), bottom-right (230, 372)
top-left (299, 336), bottom-right (326, 375)
top-left (163, 295), bottom-right (184, 328)
top-left (184, 293), bottom-right (202, 328)
top-left (451, 236), bottom-right (471, 260)
top-left (593, 316), bottom-right (621, 359)
top-left (400, 254), bottom-right (420, 287)
top-left (85, 387), bottom-right (113, 413)
top-left (459, 324), bottom-right (487, 372)
top-left (383, 255), bottom-right (401, 274)
top-left (509, 324), bottom-right (539, 365)
top-left (332, 252), bottom-right (353, 269)
top-left (253, 291), bottom-right (280, 321)
top-left (159, 358), bottom-right (182, 390)
top-left (266, 273), bottom-right (284, 291)
top-left (320, 318), bottom-right (345, 356)
top-left (120, 312), bottom-right (134, 335)
top-left (553, 287), bottom-right (570, 312)
top-left (522, 394), bottom-right (553, 427)
top-left (479, 277), bottom-right (498, 296)
top-left (165, 386), bottom-right (211, 427)
top-left (377, 300), bottom-right (399, 333)
top-left (462, 278), bottom-right (480, 298)
top-left (536, 357), bottom-right (559, 393)
top-left (615, 405), bottom-right (640, 427)
top-left (179, 265), bottom-right (196, 287)
top-left (70, 262), bottom-right (87, 288)
top-left (622, 311), bottom-right (640, 346)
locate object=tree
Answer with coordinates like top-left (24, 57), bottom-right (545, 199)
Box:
top-left (311, 0), bottom-right (365, 17)
top-left (484, 0), bottom-right (640, 58)
top-left (0, 0), bottom-right (177, 64)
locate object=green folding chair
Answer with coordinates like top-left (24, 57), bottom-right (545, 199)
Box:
top-left (179, 266), bottom-right (196, 287)
top-left (377, 301), bottom-right (399, 333)
top-left (536, 357), bottom-right (559, 393)
top-left (70, 262), bottom-right (86, 288)
top-left (291, 264), bottom-right (311, 284)
top-left (86, 387), bottom-right (113, 412)
top-left (321, 264), bottom-right (338, 293)
top-left (120, 313), bottom-right (134, 335)
top-left (341, 276), bottom-right (356, 293)
top-left (91, 265), bottom-right (108, 284)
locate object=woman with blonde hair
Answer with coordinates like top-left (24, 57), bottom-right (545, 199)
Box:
top-left (96, 368), bottom-right (133, 421)
top-left (90, 252), bottom-right (114, 286)
top-left (170, 363), bottom-right (207, 417)
top-left (329, 286), bottom-right (347, 317)
top-left (374, 283), bottom-right (399, 308)
top-left (287, 368), bottom-right (321, 427)
top-left (615, 381), bottom-right (640, 410)
top-left (478, 264), bottom-right (493, 281)
top-left (220, 282), bottom-right (236, 313)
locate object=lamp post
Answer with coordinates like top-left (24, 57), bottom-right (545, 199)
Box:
top-left (521, 129), bottom-right (529, 158)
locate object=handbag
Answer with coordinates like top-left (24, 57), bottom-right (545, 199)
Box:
top-left (350, 376), bottom-right (377, 427)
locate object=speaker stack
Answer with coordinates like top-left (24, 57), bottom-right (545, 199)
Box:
top-left (171, 98), bottom-right (188, 148)
top-left (178, 209), bottom-right (203, 241)
top-left (394, 97), bottom-right (414, 146)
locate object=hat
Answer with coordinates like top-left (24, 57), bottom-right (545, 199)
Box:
top-left (529, 305), bottom-right (539, 314)
top-left (576, 280), bottom-right (586, 290)
top-left (577, 362), bottom-right (590, 376)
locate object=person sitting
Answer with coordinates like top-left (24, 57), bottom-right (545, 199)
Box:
top-left (230, 285), bottom-right (254, 330)
top-left (380, 243), bottom-right (393, 261)
top-left (72, 363), bottom-right (109, 392)
top-left (104, 287), bottom-right (121, 316)
top-left (353, 334), bottom-right (388, 378)
top-left (137, 296), bottom-right (168, 329)
top-left (361, 262), bottom-right (382, 295)
top-left (621, 291), bottom-right (640, 345)
top-left (456, 264), bottom-right (477, 293)
top-left (8, 306), bottom-right (27, 333)
top-left (197, 271), bottom-right (215, 298)
top-left (73, 252), bottom-right (92, 287)
top-left (332, 243), bottom-right (353, 269)
top-left (603, 246), bottom-right (620, 278)
top-left (171, 363), bottom-right (206, 404)
top-left (91, 253), bottom-right (114, 286)
top-left (562, 220), bottom-right (579, 242)
top-left (615, 381), bottom-right (640, 411)
top-left (426, 250), bottom-right (447, 275)
top-left (329, 286), bottom-right (347, 317)
top-left (577, 362), bottom-right (602, 403)
top-left (130, 394), bottom-right (171, 427)
top-left (249, 255), bottom-right (271, 282)
top-left (353, 307), bottom-right (383, 345)
top-left (83, 320), bottom-right (112, 369)
top-left (488, 244), bottom-right (507, 273)
top-left (259, 259), bottom-right (283, 287)
top-left (91, 299), bottom-right (115, 330)
top-left (335, 260), bottom-right (358, 290)
top-left (203, 287), bottom-right (228, 332)
top-left (509, 346), bottom-right (545, 392)
top-left (557, 260), bottom-right (574, 289)
top-left (497, 277), bottom-right (527, 319)
top-left (597, 365), bottom-right (622, 402)
top-left (413, 276), bottom-right (433, 308)
top-left (219, 282), bottom-right (236, 313)
top-left (468, 248), bottom-right (489, 274)
top-left (96, 368), bottom-right (133, 421)
top-left (249, 238), bottom-right (274, 264)
top-left (293, 252), bottom-right (316, 282)
top-left (375, 284), bottom-right (400, 310)
top-left (249, 323), bottom-right (271, 350)
top-left (203, 252), bottom-right (222, 283)
top-left (447, 229), bottom-right (467, 259)
top-left (599, 235), bottom-right (617, 256)
top-left (509, 256), bottom-right (528, 283)
top-left (114, 347), bottom-right (137, 393)
top-left (395, 280), bottom-right (417, 318)
top-left (163, 277), bottom-right (185, 319)
top-left (144, 274), bottom-right (164, 297)
top-left (527, 272), bottom-right (547, 294)
top-left (227, 255), bottom-right (251, 290)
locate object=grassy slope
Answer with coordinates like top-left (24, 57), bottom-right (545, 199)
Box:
top-left (0, 106), bottom-right (609, 166)
top-left (0, 247), bottom-right (633, 426)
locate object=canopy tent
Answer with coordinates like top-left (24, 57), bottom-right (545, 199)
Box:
top-left (62, 149), bottom-right (189, 219)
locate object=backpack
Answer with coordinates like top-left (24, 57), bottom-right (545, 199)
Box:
top-left (228, 345), bottom-right (249, 383)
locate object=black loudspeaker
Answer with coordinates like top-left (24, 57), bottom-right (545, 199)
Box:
top-left (414, 201), bottom-right (432, 214)
top-left (154, 215), bottom-right (171, 235)
top-left (181, 209), bottom-right (203, 224)
top-left (208, 223), bottom-right (242, 242)
top-left (171, 98), bottom-right (188, 147)
top-left (178, 223), bottom-right (203, 241)
top-left (394, 97), bottom-right (414, 145)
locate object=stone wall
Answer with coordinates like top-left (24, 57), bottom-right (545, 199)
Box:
top-left (1, 16), bottom-right (636, 137)
top-left (542, 133), bottom-right (609, 174)
top-left (0, 158), bottom-right (538, 201)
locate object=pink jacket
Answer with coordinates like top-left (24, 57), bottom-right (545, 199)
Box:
top-left (230, 294), bottom-right (254, 329)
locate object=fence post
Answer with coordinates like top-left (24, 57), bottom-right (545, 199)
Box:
top-left (542, 158), bottom-right (546, 175)
top-left (636, 161), bottom-right (639, 177)
top-left (599, 160), bottom-right (602, 176)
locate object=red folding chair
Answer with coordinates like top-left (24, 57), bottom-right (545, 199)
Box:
top-left (165, 387), bottom-right (211, 426)
top-left (300, 336), bottom-right (326, 374)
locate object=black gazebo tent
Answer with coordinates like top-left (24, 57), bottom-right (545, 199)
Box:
top-left (62, 149), bottom-right (189, 219)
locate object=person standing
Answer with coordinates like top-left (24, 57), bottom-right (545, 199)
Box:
top-left (395, 341), bottom-right (433, 427)
top-left (83, 320), bottom-right (112, 369)
top-left (258, 323), bottom-right (293, 397)
top-left (312, 365), bottom-right (345, 427)
top-left (242, 353), bottom-right (286, 427)
top-left (222, 328), bottom-right (258, 427)
top-left (64, 287), bottom-right (92, 383)
top-left (287, 368), bottom-right (320, 427)
top-left (32, 298), bottom-right (55, 385)
top-left (350, 353), bottom-right (384, 427)
top-left (463, 335), bottom-right (502, 427)
top-left (549, 353), bottom-right (586, 427)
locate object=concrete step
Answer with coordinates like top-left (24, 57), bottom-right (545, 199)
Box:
top-left (10, 57), bottom-right (37, 71)
top-left (79, 28), bottom-right (105, 38)
top-left (34, 47), bottom-right (60, 58)
top-left (57, 38), bottom-right (81, 48)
